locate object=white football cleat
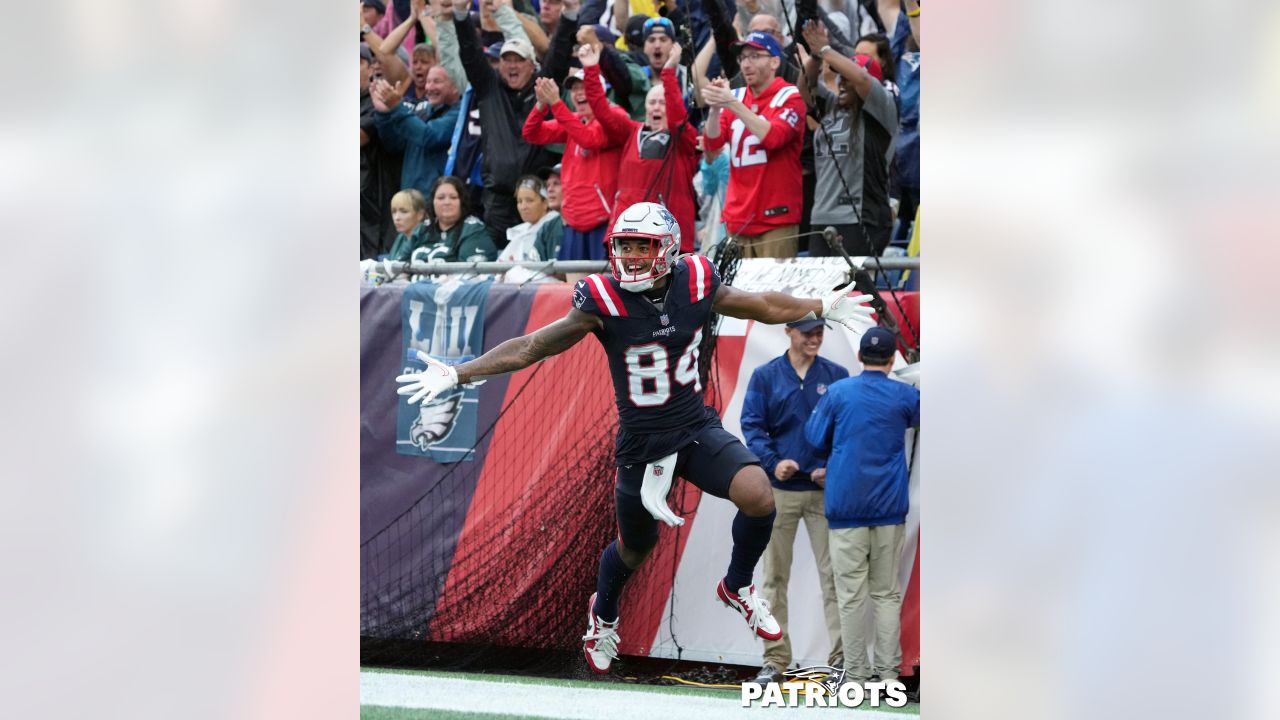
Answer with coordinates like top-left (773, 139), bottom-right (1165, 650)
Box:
top-left (582, 592), bottom-right (621, 674)
top-left (716, 580), bottom-right (782, 641)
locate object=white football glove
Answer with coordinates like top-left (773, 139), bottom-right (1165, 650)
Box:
top-left (821, 282), bottom-right (877, 330)
top-left (396, 351), bottom-right (460, 405)
top-left (640, 452), bottom-right (684, 527)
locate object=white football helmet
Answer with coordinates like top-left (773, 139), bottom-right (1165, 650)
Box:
top-left (607, 202), bottom-right (681, 292)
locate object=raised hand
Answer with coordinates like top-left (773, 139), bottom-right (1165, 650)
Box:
top-left (576, 24), bottom-right (601, 51)
top-left (802, 19), bottom-right (829, 53)
top-left (576, 42), bottom-right (600, 67)
top-left (664, 41), bottom-right (682, 69)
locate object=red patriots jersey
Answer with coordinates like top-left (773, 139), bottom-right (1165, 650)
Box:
top-left (571, 255), bottom-right (721, 462)
top-left (704, 78), bottom-right (806, 236)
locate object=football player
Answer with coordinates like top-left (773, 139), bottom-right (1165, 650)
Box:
top-left (397, 201), bottom-right (876, 673)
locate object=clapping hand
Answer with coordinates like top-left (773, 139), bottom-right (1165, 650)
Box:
top-left (370, 78), bottom-right (391, 111)
top-left (701, 76), bottom-right (734, 109)
top-left (534, 77), bottom-right (561, 108)
top-left (371, 77), bottom-right (410, 112)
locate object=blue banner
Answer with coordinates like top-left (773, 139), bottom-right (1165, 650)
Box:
top-left (396, 277), bottom-right (493, 462)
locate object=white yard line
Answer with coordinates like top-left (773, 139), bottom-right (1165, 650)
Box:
top-left (360, 671), bottom-right (911, 719)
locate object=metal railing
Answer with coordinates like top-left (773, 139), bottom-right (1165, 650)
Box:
top-left (389, 256), bottom-right (919, 276)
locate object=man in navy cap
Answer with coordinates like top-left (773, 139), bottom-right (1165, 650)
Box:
top-left (805, 325), bottom-right (919, 687)
top-left (741, 316), bottom-right (849, 684)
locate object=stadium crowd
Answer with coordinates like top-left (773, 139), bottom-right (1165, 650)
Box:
top-left (360, 0), bottom-right (920, 269)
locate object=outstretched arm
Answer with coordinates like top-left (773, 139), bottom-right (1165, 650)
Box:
top-left (398, 307), bottom-right (602, 404)
top-left (713, 285), bottom-right (821, 324)
top-left (454, 308), bottom-right (601, 383)
top-left (713, 281), bottom-right (878, 327)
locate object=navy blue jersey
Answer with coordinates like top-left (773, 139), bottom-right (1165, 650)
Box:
top-left (573, 255), bottom-right (722, 449)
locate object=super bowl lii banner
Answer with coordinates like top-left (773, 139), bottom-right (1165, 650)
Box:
top-left (396, 277), bottom-right (493, 462)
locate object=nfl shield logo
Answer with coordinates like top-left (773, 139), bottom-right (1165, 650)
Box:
top-left (655, 466), bottom-right (665, 476)
top-left (817, 384), bottom-right (828, 395)
top-left (660, 314), bottom-right (670, 326)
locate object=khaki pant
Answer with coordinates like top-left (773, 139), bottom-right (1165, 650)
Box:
top-left (828, 523), bottom-right (906, 681)
top-left (734, 225), bottom-right (798, 258)
top-left (761, 488), bottom-right (843, 672)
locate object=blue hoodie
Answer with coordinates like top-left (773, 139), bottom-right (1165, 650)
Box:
top-left (805, 370), bottom-right (920, 528)
top-left (742, 353), bottom-right (849, 492)
top-left (373, 101), bottom-right (461, 199)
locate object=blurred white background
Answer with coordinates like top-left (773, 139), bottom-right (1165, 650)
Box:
top-left (0, 0), bottom-right (1275, 718)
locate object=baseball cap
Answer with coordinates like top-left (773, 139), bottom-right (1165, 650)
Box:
top-left (643, 16), bottom-right (676, 40)
top-left (565, 67), bottom-right (586, 85)
top-left (499, 38), bottom-right (535, 61)
top-left (359, 44), bottom-right (374, 63)
top-left (589, 23), bottom-right (619, 46)
top-left (735, 31), bottom-right (782, 58)
top-left (786, 318), bottom-right (828, 332)
top-left (859, 327), bottom-right (896, 358)
top-left (484, 41), bottom-right (504, 59)
top-left (853, 53), bottom-right (884, 82)
top-left (625, 15), bottom-right (649, 47)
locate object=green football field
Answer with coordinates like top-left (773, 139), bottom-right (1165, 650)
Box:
top-left (361, 667), bottom-right (922, 719)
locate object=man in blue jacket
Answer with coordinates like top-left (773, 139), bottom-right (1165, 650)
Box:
top-left (741, 318), bottom-right (848, 684)
top-left (805, 326), bottom-right (918, 686)
top-left (369, 67), bottom-right (463, 199)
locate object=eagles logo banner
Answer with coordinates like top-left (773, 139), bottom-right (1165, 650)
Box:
top-left (396, 277), bottom-right (493, 462)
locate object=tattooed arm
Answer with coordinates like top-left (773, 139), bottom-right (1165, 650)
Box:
top-left (454, 307), bottom-right (602, 383)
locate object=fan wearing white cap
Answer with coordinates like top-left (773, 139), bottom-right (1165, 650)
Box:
top-left (397, 199), bottom-right (878, 675)
top-left (448, 0), bottom-right (584, 249)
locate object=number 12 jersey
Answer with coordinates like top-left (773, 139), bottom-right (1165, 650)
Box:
top-left (703, 77), bottom-right (807, 236)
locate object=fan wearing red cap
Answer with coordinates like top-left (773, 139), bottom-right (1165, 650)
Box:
top-left (799, 19), bottom-right (900, 259)
top-left (701, 31), bottom-right (808, 258)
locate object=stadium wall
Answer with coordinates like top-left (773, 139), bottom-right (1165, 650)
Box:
top-left (361, 260), bottom-right (920, 675)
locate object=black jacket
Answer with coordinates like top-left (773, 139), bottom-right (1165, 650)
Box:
top-left (453, 11), bottom-right (579, 198)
